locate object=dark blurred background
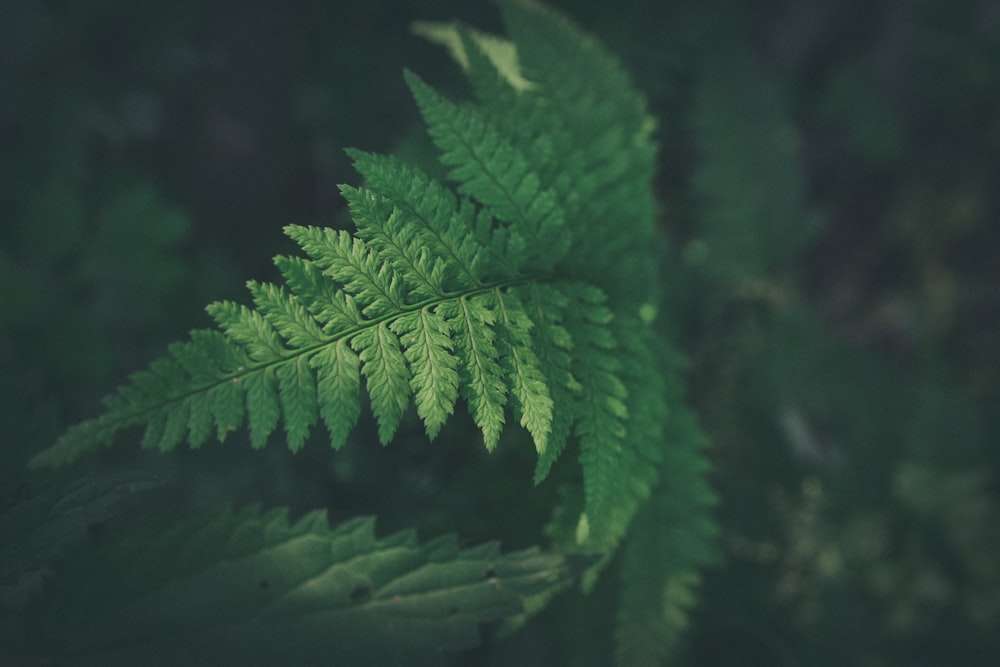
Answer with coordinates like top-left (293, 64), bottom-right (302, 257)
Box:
top-left (2, 1), bottom-right (998, 665)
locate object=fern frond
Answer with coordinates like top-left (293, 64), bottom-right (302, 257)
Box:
top-left (614, 339), bottom-right (720, 665)
top-left (540, 304), bottom-right (678, 587)
top-left (33, 2), bottom-right (704, 591)
top-left (615, 423), bottom-right (720, 666)
top-left (566, 285), bottom-right (630, 538)
top-left (27, 5), bottom-right (728, 658)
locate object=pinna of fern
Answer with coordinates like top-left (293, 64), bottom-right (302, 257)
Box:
top-left (31, 0), bottom-right (666, 551)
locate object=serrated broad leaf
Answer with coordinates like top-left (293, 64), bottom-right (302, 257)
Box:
top-left (27, 507), bottom-right (570, 666)
top-left (0, 472), bottom-right (160, 590)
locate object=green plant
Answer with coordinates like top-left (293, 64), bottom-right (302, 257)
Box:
top-left (9, 1), bottom-right (716, 664)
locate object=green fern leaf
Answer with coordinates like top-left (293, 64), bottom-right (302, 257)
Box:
top-left (8, 8), bottom-right (737, 667)
top-left (345, 149), bottom-right (491, 287)
top-left (411, 21), bottom-right (535, 94)
top-left (206, 300), bottom-right (285, 362)
top-left (247, 281), bottom-right (325, 349)
top-left (352, 323), bottom-right (411, 444)
top-left (274, 254), bottom-right (364, 331)
top-left (29, 0), bottom-right (649, 543)
top-left (390, 307), bottom-right (460, 439)
top-left (311, 339), bottom-right (361, 449)
top-left (154, 397), bottom-right (189, 452)
top-left (276, 355), bottom-right (318, 452)
top-left (615, 430), bottom-right (720, 666)
top-left (341, 185), bottom-right (448, 299)
top-left (437, 295), bottom-right (508, 450)
top-left (498, 0), bottom-right (658, 297)
top-left (523, 282), bottom-right (579, 483)
top-left (208, 371), bottom-right (245, 440)
top-left (564, 285), bottom-right (630, 544)
top-left (404, 70), bottom-right (569, 269)
top-left (290, 225), bottom-right (409, 317)
top-left (25, 506), bottom-right (570, 666)
top-left (243, 368), bottom-right (280, 448)
top-left (493, 288), bottom-right (554, 454)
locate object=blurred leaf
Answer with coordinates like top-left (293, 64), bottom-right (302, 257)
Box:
top-left (0, 248), bottom-right (45, 330)
top-left (17, 180), bottom-right (85, 262)
top-left (692, 46), bottom-right (820, 277)
top-left (21, 506), bottom-right (571, 666)
top-left (0, 471), bottom-right (161, 599)
top-left (80, 183), bottom-right (189, 322)
top-left (820, 65), bottom-right (904, 163)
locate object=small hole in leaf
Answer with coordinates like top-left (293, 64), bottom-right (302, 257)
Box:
top-left (349, 584), bottom-right (372, 602)
top-left (484, 566), bottom-right (497, 580)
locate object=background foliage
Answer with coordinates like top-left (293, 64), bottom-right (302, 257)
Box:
top-left (2, 0), bottom-right (998, 664)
